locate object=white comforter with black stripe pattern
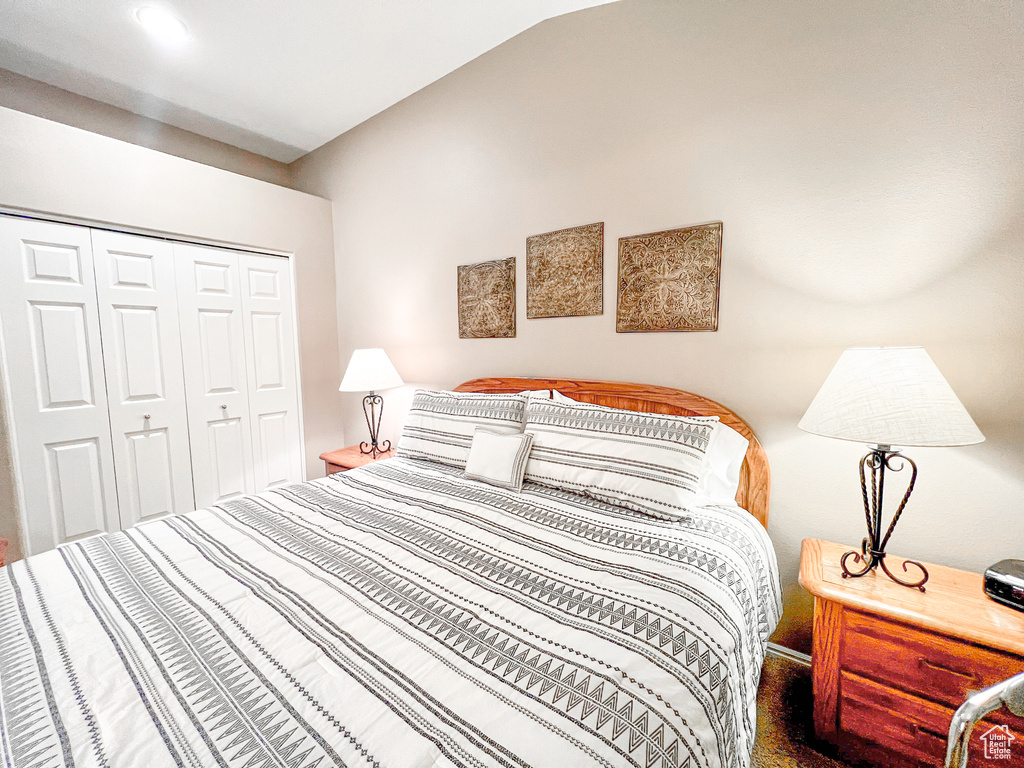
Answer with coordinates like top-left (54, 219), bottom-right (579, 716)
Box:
top-left (0, 457), bottom-right (781, 768)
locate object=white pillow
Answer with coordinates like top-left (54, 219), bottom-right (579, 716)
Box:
top-left (523, 398), bottom-right (719, 520)
top-left (397, 389), bottom-right (526, 469)
top-left (520, 389), bottom-right (576, 402)
top-left (464, 428), bottom-right (535, 491)
top-left (696, 423), bottom-right (749, 506)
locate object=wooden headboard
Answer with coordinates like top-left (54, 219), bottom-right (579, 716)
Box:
top-left (454, 377), bottom-right (770, 528)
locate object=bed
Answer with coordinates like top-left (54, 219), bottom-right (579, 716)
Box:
top-left (0, 377), bottom-right (781, 768)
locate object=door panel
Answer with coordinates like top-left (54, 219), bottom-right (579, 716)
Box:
top-left (247, 266), bottom-right (279, 299)
top-left (29, 302), bottom-right (95, 408)
top-left (125, 430), bottom-right (175, 520)
top-left (92, 230), bottom-right (195, 527)
top-left (250, 313), bottom-right (284, 390)
top-left (239, 253), bottom-right (302, 492)
top-left (175, 243), bottom-right (255, 507)
top-left (0, 216), bottom-right (120, 554)
top-left (113, 306), bottom-right (163, 400)
top-left (208, 418), bottom-right (248, 499)
top-left (44, 438), bottom-right (108, 541)
top-left (111, 251), bottom-right (156, 289)
top-left (257, 411), bottom-right (290, 487)
top-left (194, 261), bottom-right (232, 295)
top-left (23, 241), bottom-right (83, 284)
top-left (198, 310), bottom-right (240, 393)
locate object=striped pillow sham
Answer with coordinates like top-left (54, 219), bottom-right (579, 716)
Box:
top-left (396, 389), bottom-right (526, 469)
top-left (523, 398), bottom-right (720, 519)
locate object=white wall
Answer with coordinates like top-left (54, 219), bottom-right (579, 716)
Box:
top-left (0, 106), bottom-right (343, 562)
top-left (292, 0), bottom-right (1024, 650)
top-left (0, 69), bottom-right (293, 188)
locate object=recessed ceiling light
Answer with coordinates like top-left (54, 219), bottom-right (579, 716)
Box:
top-left (134, 6), bottom-right (191, 45)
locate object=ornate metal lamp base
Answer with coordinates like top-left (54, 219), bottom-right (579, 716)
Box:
top-left (359, 392), bottom-right (391, 459)
top-left (840, 445), bottom-right (929, 591)
top-left (840, 543), bottom-right (929, 590)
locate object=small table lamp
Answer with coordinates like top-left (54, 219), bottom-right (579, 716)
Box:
top-left (799, 347), bottom-right (984, 590)
top-left (339, 348), bottom-right (404, 458)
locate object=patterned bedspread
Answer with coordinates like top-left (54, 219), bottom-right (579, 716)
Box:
top-left (0, 457), bottom-right (781, 768)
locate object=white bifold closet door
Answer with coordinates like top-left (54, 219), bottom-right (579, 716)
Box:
top-left (237, 252), bottom-right (303, 494)
top-left (175, 243), bottom-right (302, 508)
top-left (0, 215), bottom-right (304, 556)
top-left (0, 217), bottom-right (120, 553)
top-left (91, 230), bottom-right (195, 526)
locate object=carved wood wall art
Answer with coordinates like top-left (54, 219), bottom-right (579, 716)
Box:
top-left (457, 257), bottom-right (516, 338)
top-left (526, 222), bottom-right (603, 318)
top-left (616, 222), bottom-right (723, 333)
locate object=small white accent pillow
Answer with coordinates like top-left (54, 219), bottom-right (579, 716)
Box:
top-left (464, 428), bottom-right (535, 491)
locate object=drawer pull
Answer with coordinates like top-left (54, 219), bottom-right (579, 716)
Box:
top-left (919, 658), bottom-right (975, 682)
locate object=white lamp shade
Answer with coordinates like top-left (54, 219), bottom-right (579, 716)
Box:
top-left (798, 347), bottom-right (984, 447)
top-left (339, 348), bottom-right (404, 393)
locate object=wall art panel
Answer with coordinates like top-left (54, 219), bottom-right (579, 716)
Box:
top-left (616, 222), bottom-right (722, 332)
top-left (526, 222), bottom-right (603, 318)
top-left (457, 257), bottom-right (516, 338)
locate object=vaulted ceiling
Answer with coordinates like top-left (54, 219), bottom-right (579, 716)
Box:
top-left (0, 0), bottom-right (618, 163)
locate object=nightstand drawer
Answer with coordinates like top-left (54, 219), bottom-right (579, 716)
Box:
top-left (840, 671), bottom-right (1024, 768)
top-left (844, 609), bottom-right (1024, 708)
top-left (803, 540), bottom-right (1024, 767)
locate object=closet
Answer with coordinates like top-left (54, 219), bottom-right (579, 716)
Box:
top-left (0, 215), bottom-right (303, 556)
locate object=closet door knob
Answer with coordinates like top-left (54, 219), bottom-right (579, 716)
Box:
top-left (221, 404), bottom-right (228, 410)
top-left (143, 414), bottom-right (151, 420)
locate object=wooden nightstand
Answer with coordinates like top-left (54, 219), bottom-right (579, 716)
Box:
top-left (319, 446), bottom-right (394, 475)
top-left (799, 538), bottom-right (1024, 767)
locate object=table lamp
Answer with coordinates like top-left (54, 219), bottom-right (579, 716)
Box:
top-left (799, 347), bottom-right (984, 590)
top-left (339, 348), bottom-right (404, 458)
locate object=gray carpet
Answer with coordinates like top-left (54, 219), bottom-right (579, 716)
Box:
top-left (752, 654), bottom-right (854, 768)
